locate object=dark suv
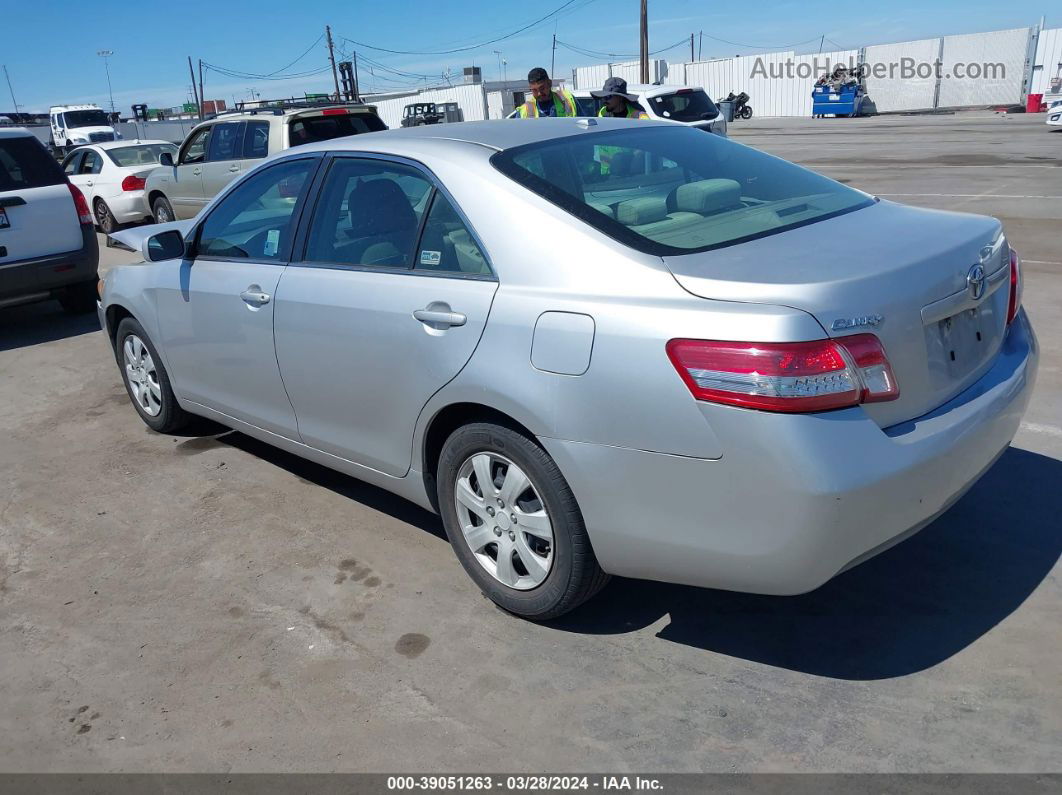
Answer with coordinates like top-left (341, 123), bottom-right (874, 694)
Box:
top-left (0, 129), bottom-right (99, 313)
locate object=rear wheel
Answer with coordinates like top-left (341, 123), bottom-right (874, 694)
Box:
top-left (152, 196), bottom-right (175, 224)
top-left (95, 199), bottom-right (117, 233)
top-left (740, 106), bottom-right (753, 120)
top-left (58, 280), bottom-right (98, 314)
top-left (114, 317), bottom-right (191, 433)
top-left (437, 422), bottom-right (609, 620)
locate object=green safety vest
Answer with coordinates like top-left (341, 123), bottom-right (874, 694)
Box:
top-left (598, 104), bottom-right (650, 120)
top-left (518, 89), bottom-right (578, 118)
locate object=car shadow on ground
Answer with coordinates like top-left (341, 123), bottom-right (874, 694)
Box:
top-left (218, 431), bottom-right (446, 540)
top-left (0, 301), bottom-right (100, 351)
top-left (548, 446), bottom-right (1062, 680)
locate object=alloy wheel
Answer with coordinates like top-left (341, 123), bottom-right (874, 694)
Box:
top-left (453, 452), bottom-right (554, 590)
top-left (123, 334), bottom-right (163, 417)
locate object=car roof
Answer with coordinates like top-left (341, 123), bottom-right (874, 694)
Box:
top-left (293, 116), bottom-right (676, 156)
top-left (0, 127), bottom-right (34, 139)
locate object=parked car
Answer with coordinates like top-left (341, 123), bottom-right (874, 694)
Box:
top-left (62, 141), bottom-right (177, 233)
top-left (100, 119), bottom-right (1036, 619)
top-left (1046, 95), bottom-right (1062, 128)
top-left (401, 103), bottom-right (443, 127)
top-left (0, 128), bottom-right (99, 313)
top-left (144, 103), bottom-right (386, 222)
top-left (49, 104), bottom-right (121, 157)
top-left (509, 84), bottom-right (728, 136)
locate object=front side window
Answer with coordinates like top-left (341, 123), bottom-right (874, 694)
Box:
top-left (491, 126), bottom-right (874, 255)
top-left (196, 158), bottom-right (314, 261)
top-left (180, 126), bottom-right (210, 165)
top-left (243, 121), bottom-right (270, 159)
top-left (207, 122), bottom-right (243, 162)
top-left (303, 158), bottom-right (432, 268)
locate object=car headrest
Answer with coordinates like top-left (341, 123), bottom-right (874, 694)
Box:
top-left (347, 179), bottom-right (417, 237)
top-left (675, 179), bottom-right (742, 215)
top-left (587, 201), bottom-right (615, 220)
top-left (616, 197), bottom-right (668, 226)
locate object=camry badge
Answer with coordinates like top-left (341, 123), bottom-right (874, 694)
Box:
top-left (831, 315), bottom-right (884, 331)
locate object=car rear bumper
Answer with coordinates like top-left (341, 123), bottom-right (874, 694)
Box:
top-left (539, 311), bottom-right (1038, 594)
top-left (106, 191), bottom-right (152, 223)
top-left (0, 223), bottom-right (99, 307)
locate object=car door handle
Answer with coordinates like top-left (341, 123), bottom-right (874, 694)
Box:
top-left (413, 307), bottom-right (466, 328)
top-left (85, 180), bottom-right (93, 186)
top-left (240, 287), bottom-right (271, 307)
top-left (228, 165), bottom-right (239, 172)
top-left (193, 168), bottom-right (202, 176)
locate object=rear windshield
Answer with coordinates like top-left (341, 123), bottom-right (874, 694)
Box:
top-left (647, 89), bottom-right (718, 122)
top-left (105, 143), bottom-right (178, 168)
top-left (490, 126), bottom-right (874, 255)
top-left (288, 113), bottom-right (386, 147)
top-left (0, 136), bottom-right (66, 191)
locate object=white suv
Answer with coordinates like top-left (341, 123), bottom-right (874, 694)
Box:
top-left (145, 103), bottom-right (386, 222)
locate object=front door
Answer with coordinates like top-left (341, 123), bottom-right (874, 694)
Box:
top-left (155, 156), bottom-right (319, 437)
top-left (67, 148), bottom-right (103, 208)
top-left (273, 156), bottom-right (498, 476)
top-left (169, 125), bottom-right (211, 218)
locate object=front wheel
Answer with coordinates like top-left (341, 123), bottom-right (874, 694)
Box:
top-left (152, 196), bottom-right (175, 224)
top-left (114, 317), bottom-right (192, 433)
top-left (740, 106), bottom-right (753, 120)
top-left (437, 422), bottom-right (609, 620)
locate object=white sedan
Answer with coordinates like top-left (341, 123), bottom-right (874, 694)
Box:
top-left (62, 140), bottom-right (177, 233)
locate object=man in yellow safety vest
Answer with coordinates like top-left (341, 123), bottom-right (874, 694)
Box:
top-left (592, 77), bottom-right (650, 119)
top-left (517, 67), bottom-right (578, 118)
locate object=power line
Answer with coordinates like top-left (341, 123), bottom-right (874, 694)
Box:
top-left (556, 36), bottom-right (690, 61)
top-left (697, 33), bottom-right (824, 50)
top-left (340, 0), bottom-right (585, 56)
top-left (265, 33), bottom-right (325, 76)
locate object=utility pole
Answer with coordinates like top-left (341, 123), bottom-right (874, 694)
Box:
top-left (325, 25), bottom-right (341, 101)
top-left (639, 0), bottom-right (649, 84)
top-left (552, 34), bottom-right (557, 78)
top-left (97, 50), bottom-right (116, 117)
top-left (198, 59), bottom-right (205, 118)
top-left (698, 31), bottom-right (703, 61)
top-left (818, 35), bottom-right (824, 54)
top-left (187, 57), bottom-right (201, 120)
top-left (352, 50), bottom-right (360, 101)
top-left (2, 65), bottom-right (19, 114)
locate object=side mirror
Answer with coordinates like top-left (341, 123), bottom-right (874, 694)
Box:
top-left (144, 229), bottom-right (186, 262)
top-left (159, 151), bottom-right (175, 167)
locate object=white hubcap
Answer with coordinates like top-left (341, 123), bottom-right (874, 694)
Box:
top-left (123, 334), bottom-right (163, 417)
top-left (454, 453), bottom-right (554, 590)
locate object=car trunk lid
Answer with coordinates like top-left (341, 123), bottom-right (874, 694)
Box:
top-left (663, 200), bottom-right (1009, 428)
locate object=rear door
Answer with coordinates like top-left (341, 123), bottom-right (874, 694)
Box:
top-left (0, 134), bottom-right (81, 263)
top-left (273, 155), bottom-right (497, 476)
top-left (238, 120), bottom-right (271, 174)
top-left (199, 121), bottom-right (245, 202)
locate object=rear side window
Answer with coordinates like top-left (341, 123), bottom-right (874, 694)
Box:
top-left (288, 113), bottom-right (386, 147)
top-left (491, 126), bottom-right (874, 255)
top-left (243, 121), bottom-right (270, 159)
top-left (649, 89), bottom-right (719, 122)
top-left (416, 193), bottom-right (490, 275)
top-left (0, 136), bottom-right (66, 190)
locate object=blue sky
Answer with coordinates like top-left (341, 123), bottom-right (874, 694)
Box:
top-left (2, 1), bottom-right (1052, 112)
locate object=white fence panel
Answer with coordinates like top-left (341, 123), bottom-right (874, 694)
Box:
top-left (573, 64), bottom-right (610, 90)
top-left (486, 91), bottom-right (504, 119)
top-left (573, 59), bottom-right (668, 90)
top-left (938, 27), bottom-right (1032, 107)
top-left (864, 38), bottom-right (941, 112)
top-left (372, 84), bottom-right (487, 129)
top-left (1031, 27), bottom-right (1062, 96)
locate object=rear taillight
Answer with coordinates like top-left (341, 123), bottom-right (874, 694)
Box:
top-left (666, 334), bottom-right (899, 413)
top-left (121, 175), bottom-right (146, 191)
top-left (1007, 247), bottom-right (1022, 325)
top-left (67, 183), bottom-right (93, 225)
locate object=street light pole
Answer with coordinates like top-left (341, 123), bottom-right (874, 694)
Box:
top-left (97, 50), bottom-right (115, 117)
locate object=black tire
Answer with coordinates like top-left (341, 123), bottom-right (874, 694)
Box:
top-left (152, 196), bottom-right (175, 224)
top-left (437, 422), bottom-right (609, 620)
top-left (113, 317), bottom-right (192, 434)
top-left (95, 199), bottom-right (117, 234)
top-left (740, 106), bottom-right (753, 120)
top-left (58, 280), bottom-right (98, 314)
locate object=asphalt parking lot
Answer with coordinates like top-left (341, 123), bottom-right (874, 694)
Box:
top-left (0, 112), bottom-right (1059, 773)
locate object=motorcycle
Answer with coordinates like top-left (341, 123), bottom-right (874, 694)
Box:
top-left (722, 91), bottom-right (753, 120)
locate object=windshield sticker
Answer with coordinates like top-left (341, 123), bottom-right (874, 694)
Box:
top-left (420, 250), bottom-right (442, 266)
top-left (264, 229), bottom-right (280, 257)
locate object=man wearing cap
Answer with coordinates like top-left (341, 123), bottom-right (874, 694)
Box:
top-left (593, 77), bottom-right (649, 119)
top-left (517, 67), bottom-right (578, 118)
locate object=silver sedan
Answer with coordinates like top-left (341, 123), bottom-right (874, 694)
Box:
top-left (99, 118), bottom-right (1038, 619)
